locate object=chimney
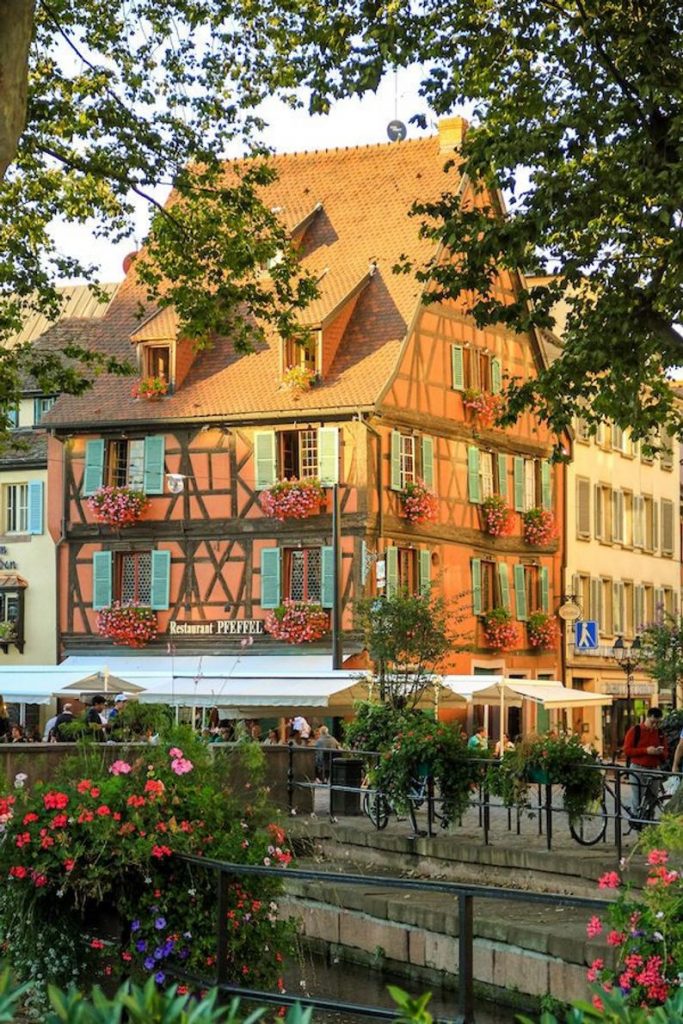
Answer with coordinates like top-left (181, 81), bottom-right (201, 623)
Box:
top-left (122, 251), bottom-right (138, 275)
top-left (438, 116), bottom-right (469, 154)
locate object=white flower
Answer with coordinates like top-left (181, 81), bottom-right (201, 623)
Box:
top-left (653, 931), bottom-right (664, 942)
top-left (656, 911), bottom-right (665, 919)
top-left (188, 888), bottom-right (196, 897)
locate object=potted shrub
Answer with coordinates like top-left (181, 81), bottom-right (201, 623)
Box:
top-left (97, 602), bottom-right (157, 647)
top-left (522, 506), bottom-right (557, 545)
top-left (399, 480), bottom-right (438, 524)
top-left (282, 365), bottom-right (316, 393)
top-left (261, 478), bottom-right (326, 520)
top-left (0, 620), bottom-right (17, 642)
top-left (488, 733), bottom-right (603, 822)
top-left (463, 388), bottom-right (504, 426)
top-left (86, 486), bottom-right (149, 528)
top-left (480, 494), bottom-right (515, 536)
top-left (527, 611), bottom-right (560, 650)
top-left (481, 607), bottom-right (518, 650)
top-left (264, 599), bottom-right (328, 643)
top-left (131, 376), bottom-right (168, 400)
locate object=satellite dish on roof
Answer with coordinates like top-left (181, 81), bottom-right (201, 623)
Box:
top-left (387, 120), bottom-right (407, 142)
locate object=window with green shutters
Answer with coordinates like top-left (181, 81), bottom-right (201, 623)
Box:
top-left (27, 480), bottom-right (44, 535)
top-left (143, 436), bottom-right (166, 494)
top-left (83, 439), bottom-right (105, 496)
top-left (317, 428), bottom-right (339, 486)
top-left (419, 549), bottom-right (431, 594)
top-left (385, 546), bottom-right (398, 598)
top-left (421, 436), bottom-right (434, 489)
top-left (150, 550), bottom-right (171, 610)
top-left (514, 564), bottom-right (528, 620)
top-left (467, 446), bottom-right (481, 503)
top-left (320, 546), bottom-right (335, 608)
top-left (491, 358), bottom-right (502, 394)
top-left (451, 345), bottom-right (465, 391)
top-left (390, 431), bottom-right (401, 490)
top-left (513, 457), bottom-right (525, 512)
top-left (540, 567), bottom-right (550, 613)
top-left (497, 454), bottom-right (508, 499)
top-left (471, 558), bottom-right (482, 615)
top-left (259, 548), bottom-right (281, 608)
top-left (254, 432), bottom-right (277, 489)
top-left (497, 562), bottom-right (510, 611)
top-left (541, 460), bottom-right (552, 511)
top-left (92, 551), bottom-right (112, 610)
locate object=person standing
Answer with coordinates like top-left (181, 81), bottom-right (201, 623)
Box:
top-left (86, 695), bottom-right (107, 740)
top-left (314, 725), bottom-right (341, 781)
top-left (52, 703), bottom-right (76, 742)
top-left (623, 707), bottom-right (668, 827)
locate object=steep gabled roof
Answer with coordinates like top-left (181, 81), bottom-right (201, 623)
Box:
top-left (45, 134), bottom-right (463, 428)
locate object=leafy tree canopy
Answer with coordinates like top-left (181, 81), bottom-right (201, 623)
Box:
top-left (229, 0), bottom-right (683, 441)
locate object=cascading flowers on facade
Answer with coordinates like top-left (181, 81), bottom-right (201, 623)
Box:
top-left (282, 365), bottom-right (316, 393)
top-left (131, 376), bottom-right (168, 400)
top-left (480, 494), bottom-right (515, 536)
top-left (463, 389), bottom-right (505, 426)
top-left (86, 486), bottom-right (149, 528)
top-left (400, 480), bottom-right (438, 524)
top-left (527, 611), bottom-right (559, 649)
top-left (522, 507), bottom-right (557, 546)
top-left (97, 603), bottom-right (157, 647)
top-left (264, 599), bottom-right (329, 644)
top-left (482, 607), bottom-right (518, 650)
top-left (261, 478), bottom-right (326, 521)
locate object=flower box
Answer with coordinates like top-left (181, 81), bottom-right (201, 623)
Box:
top-left (522, 507), bottom-right (557, 545)
top-left (480, 494), bottom-right (515, 536)
top-left (131, 376), bottom-right (168, 400)
top-left (97, 603), bottom-right (157, 647)
top-left (527, 766), bottom-right (551, 785)
top-left (463, 389), bottom-right (504, 426)
top-left (282, 365), bottom-right (316, 394)
top-left (264, 600), bottom-right (328, 644)
top-left (482, 608), bottom-right (518, 650)
top-left (400, 480), bottom-right (438, 524)
top-left (527, 611), bottom-right (559, 650)
top-left (86, 486), bottom-right (149, 528)
top-left (261, 478), bottom-right (326, 521)
top-left (0, 620), bottom-right (17, 642)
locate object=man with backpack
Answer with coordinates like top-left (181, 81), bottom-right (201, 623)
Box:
top-left (623, 707), bottom-right (668, 828)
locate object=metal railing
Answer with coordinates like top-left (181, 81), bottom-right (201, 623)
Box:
top-left (175, 852), bottom-right (608, 1024)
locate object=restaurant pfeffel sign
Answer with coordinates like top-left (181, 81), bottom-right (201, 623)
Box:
top-left (167, 619), bottom-right (264, 636)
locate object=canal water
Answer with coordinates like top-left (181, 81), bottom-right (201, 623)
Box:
top-left (286, 953), bottom-right (523, 1023)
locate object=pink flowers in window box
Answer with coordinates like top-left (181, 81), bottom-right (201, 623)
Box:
top-left (463, 389), bottom-right (504, 426)
top-left (400, 480), bottom-right (438, 524)
top-left (264, 600), bottom-right (329, 644)
top-left (132, 376), bottom-right (168, 400)
top-left (482, 608), bottom-right (518, 650)
top-left (87, 486), bottom-right (149, 528)
top-left (261, 478), bottom-right (326, 521)
top-left (97, 603), bottom-right (157, 647)
top-left (480, 494), bottom-right (515, 536)
top-left (527, 612), bottom-right (559, 650)
top-left (522, 507), bottom-right (557, 545)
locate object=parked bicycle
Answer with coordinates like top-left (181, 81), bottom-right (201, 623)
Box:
top-left (362, 774), bottom-right (443, 835)
top-left (570, 767), bottom-right (674, 846)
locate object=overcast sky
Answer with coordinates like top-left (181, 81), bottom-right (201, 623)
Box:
top-left (54, 66), bottom-right (441, 284)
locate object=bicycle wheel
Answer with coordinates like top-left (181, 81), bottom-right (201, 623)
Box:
top-left (362, 790), bottom-right (390, 829)
top-left (569, 794), bottom-right (608, 845)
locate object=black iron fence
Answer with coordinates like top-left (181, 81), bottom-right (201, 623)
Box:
top-left (175, 852), bottom-right (608, 1024)
top-left (285, 744), bottom-right (676, 862)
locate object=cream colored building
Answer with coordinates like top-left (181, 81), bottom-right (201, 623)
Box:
top-left (564, 420), bottom-right (680, 753)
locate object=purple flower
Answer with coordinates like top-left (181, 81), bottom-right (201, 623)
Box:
top-left (154, 916), bottom-right (167, 930)
top-left (144, 957), bottom-right (155, 970)
top-left (136, 940), bottom-right (147, 953)
top-left (131, 920), bottom-right (141, 933)
top-left (155, 972), bottom-right (165, 985)
top-left (154, 948), bottom-right (164, 961)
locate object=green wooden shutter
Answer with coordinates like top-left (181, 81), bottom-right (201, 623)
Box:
top-left (541, 460), bottom-right (552, 510)
top-left (540, 567), bottom-right (550, 613)
top-left (471, 558), bottom-right (482, 615)
top-left (83, 439), bottom-right (105, 496)
top-left (451, 345), bottom-right (465, 391)
top-left (514, 564), bottom-right (528, 620)
top-left (321, 546), bottom-right (335, 608)
top-left (317, 427), bottom-right (339, 486)
top-left (497, 453), bottom-right (508, 499)
top-left (254, 431), bottom-right (276, 489)
top-left (92, 551), bottom-right (112, 610)
top-left (28, 480), bottom-right (44, 535)
top-left (385, 547), bottom-right (398, 598)
top-left (491, 358), bottom-right (502, 394)
top-left (513, 457), bottom-right (525, 512)
top-left (467, 446), bottom-right (481, 504)
top-left (150, 549), bottom-right (171, 610)
top-left (421, 436), bottom-right (434, 489)
top-left (260, 548), bottom-right (281, 608)
top-left (143, 436), bottom-right (165, 494)
top-left (497, 562), bottom-right (510, 611)
top-left (390, 431), bottom-right (401, 490)
top-left (419, 549), bottom-right (431, 594)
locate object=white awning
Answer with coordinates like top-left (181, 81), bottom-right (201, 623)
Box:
top-left (0, 668), bottom-right (95, 705)
top-left (442, 676), bottom-right (614, 709)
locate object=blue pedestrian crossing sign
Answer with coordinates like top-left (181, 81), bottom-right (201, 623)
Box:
top-left (574, 620), bottom-right (598, 650)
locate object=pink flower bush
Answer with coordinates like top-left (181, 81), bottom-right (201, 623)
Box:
top-left (171, 757), bottom-right (193, 775)
top-left (109, 761), bottom-right (132, 776)
top-left (463, 389), bottom-right (505, 426)
top-left (264, 600), bottom-right (328, 644)
top-left (527, 612), bottom-right (560, 650)
top-left (598, 871), bottom-right (621, 889)
top-left (481, 608), bottom-right (518, 650)
top-left (522, 507), bottom-right (557, 545)
top-left (87, 486), bottom-right (149, 528)
top-left (480, 494), bottom-right (515, 536)
top-left (587, 915), bottom-right (603, 938)
top-left (400, 480), bottom-right (438, 524)
top-left (261, 479), bottom-right (326, 521)
top-left (97, 603), bottom-right (157, 647)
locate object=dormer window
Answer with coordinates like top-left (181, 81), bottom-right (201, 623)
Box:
top-left (143, 344), bottom-right (171, 382)
top-left (284, 337), bottom-right (317, 375)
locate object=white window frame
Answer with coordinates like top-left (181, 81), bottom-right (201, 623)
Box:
top-left (5, 483), bottom-right (28, 534)
top-left (399, 434), bottom-right (416, 488)
top-left (524, 459), bottom-right (536, 511)
top-left (480, 451), bottom-right (494, 499)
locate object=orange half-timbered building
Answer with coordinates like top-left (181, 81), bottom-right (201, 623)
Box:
top-left (45, 119), bottom-right (565, 730)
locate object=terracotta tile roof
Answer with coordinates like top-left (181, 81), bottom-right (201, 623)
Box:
top-left (0, 431), bottom-right (48, 469)
top-left (130, 307), bottom-right (180, 343)
top-left (45, 134), bottom-right (461, 428)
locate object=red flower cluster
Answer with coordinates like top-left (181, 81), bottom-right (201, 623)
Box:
top-left (463, 389), bottom-right (505, 426)
top-left (86, 486), bottom-right (149, 528)
top-left (131, 376), bottom-right (168, 400)
top-left (264, 599), bottom-right (329, 644)
top-left (261, 478), bottom-right (326, 521)
top-left (400, 480), bottom-right (438, 524)
top-left (482, 608), bottom-right (518, 650)
top-left (527, 612), bottom-right (559, 649)
top-left (522, 507), bottom-right (557, 545)
top-left (97, 602), bottom-right (157, 647)
top-left (480, 494), bottom-right (515, 536)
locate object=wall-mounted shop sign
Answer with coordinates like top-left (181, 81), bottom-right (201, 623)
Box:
top-left (167, 619), bottom-right (265, 636)
top-left (0, 546), bottom-right (18, 571)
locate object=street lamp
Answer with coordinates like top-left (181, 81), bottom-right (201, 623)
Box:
top-left (611, 635), bottom-right (641, 729)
